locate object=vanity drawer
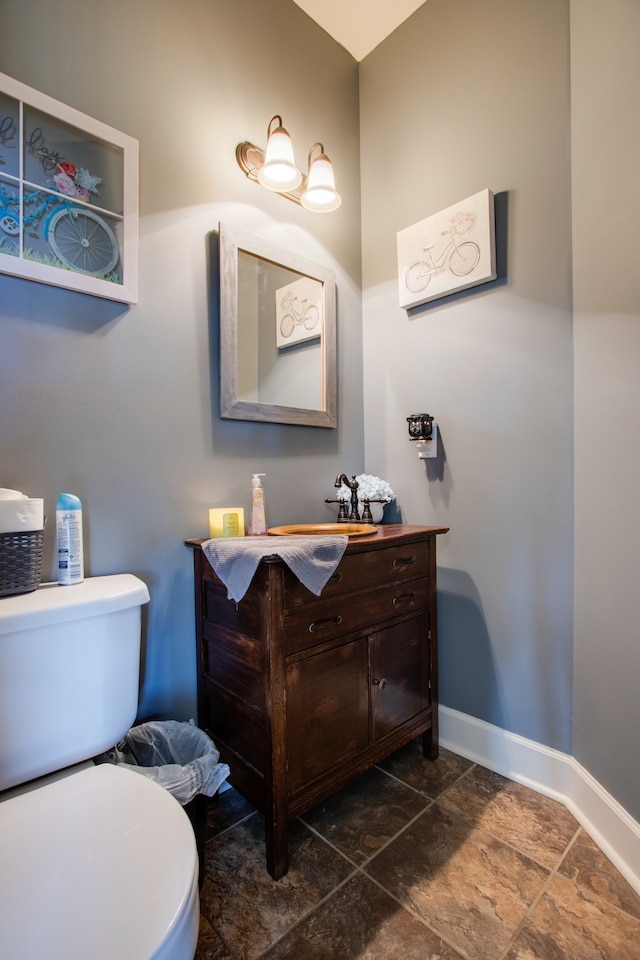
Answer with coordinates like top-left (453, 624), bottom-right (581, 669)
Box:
top-left (283, 575), bottom-right (429, 654)
top-left (283, 540), bottom-right (431, 610)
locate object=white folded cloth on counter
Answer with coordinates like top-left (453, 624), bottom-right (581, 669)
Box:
top-left (202, 535), bottom-right (348, 603)
top-left (0, 491), bottom-right (44, 534)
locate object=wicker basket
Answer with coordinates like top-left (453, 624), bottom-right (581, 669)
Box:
top-left (0, 529), bottom-right (45, 598)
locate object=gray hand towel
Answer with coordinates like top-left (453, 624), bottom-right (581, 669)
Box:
top-left (202, 535), bottom-right (348, 603)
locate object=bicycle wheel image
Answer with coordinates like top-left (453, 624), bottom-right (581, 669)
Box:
top-left (1, 214), bottom-right (20, 237)
top-left (47, 208), bottom-right (119, 276)
top-left (280, 313), bottom-right (295, 339)
top-left (405, 261), bottom-right (432, 293)
top-left (302, 304), bottom-right (320, 331)
top-left (449, 241), bottom-right (480, 277)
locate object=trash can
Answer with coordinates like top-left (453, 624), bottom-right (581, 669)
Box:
top-left (96, 719), bottom-right (229, 803)
top-left (96, 719), bottom-right (229, 884)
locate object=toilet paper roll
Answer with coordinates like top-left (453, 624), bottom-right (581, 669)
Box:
top-left (0, 498), bottom-right (44, 534)
top-left (0, 488), bottom-right (27, 500)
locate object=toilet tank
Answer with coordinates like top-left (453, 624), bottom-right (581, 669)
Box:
top-left (0, 574), bottom-right (150, 791)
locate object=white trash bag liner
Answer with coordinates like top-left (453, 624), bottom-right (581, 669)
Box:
top-left (96, 719), bottom-right (230, 805)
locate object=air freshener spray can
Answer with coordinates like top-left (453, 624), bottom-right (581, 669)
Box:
top-left (56, 493), bottom-right (84, 585)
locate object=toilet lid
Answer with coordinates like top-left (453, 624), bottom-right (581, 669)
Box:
top-left (0, 763), bottom-right (199, 960)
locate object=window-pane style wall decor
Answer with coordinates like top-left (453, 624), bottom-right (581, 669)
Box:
top-left (0, 72), bottom-right (138, 303)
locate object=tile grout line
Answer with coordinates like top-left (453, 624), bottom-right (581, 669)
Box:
top-left (423, 764), bottom-right (585, 876)
top-left (204, 808), bottom-right (259, 845)
top-left (317, 760), bottom-right (586, 960)
top-left (254, 862), bottom-right (363, 960)
top-left (198, 897), bottom-right (245, 960)
top-left (203, 781), bottom-right (442, 959)
top-left (260, 806), bottom-right (478, 960)
top-left (553, 828), bottom-right (640, 926)
top-left (293, 765), bottom-right (485, 960)
top-left (301, 796), bottom-right (436, 867)
top-left (373, 755), bottom-right (478, 802)
top-left (494, 824), bottom-right (583, 960)
top-left (358, 866), bottom-right (478, 960)
top-left (251, 760), bottom-right (483, 958)
top-left (296, 751), bottom-right (479, 871)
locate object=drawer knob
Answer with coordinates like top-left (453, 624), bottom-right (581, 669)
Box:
top-left (393, 555), bottom-right (417, 567)
top-left (309, 615), bottom-right (343, 633)
top-left (373, 677), bottom-right (388, 689)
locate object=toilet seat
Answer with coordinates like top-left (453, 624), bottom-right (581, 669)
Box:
top-left (0, 763), bottom-right (199, 960)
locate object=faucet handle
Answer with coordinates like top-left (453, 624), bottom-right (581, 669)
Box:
top-left (324, 498), bottom-right (350, 522)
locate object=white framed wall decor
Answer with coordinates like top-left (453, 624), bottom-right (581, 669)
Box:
top-left (397, 188), bottom-right (496, 309)
top-left (0, 72), bottom-right (138, 304)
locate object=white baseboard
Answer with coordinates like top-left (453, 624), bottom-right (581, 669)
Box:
top-left (439, 705), bottom-right (640, 896)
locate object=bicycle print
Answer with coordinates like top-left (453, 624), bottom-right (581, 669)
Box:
top-left (278, 291), bottom-right (320, 340)
top-left (0, 119), bottom-right (120, 279)
top-left (404, 212), bottom-right (481, 294)
top-left (397, 189), bottom-right (496, 309)
top-left (275, 276), bottom-right (322, 348)
top-left (0, 178), bottom-right (119, 277)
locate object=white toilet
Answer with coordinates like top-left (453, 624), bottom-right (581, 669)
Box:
top-left (0, 575), bottom-right (200, 960)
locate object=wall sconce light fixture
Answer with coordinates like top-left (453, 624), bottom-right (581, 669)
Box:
top-left (301, 143), bottom-right (341, 213)
top-left (256, 116), bottom-right (302, 192)
top-left (236, 115), bottom-right (342, 213)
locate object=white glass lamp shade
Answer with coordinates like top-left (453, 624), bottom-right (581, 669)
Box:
top-left (257, 119), bottom-right (303, 192)
top-left (301, 146), bottom-right (342, 212)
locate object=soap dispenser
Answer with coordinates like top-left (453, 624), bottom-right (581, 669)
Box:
top-left (249, 474), bottom-right (267, 536)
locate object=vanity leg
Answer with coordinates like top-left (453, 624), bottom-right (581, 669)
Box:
top-left (265, 813), bottom-right (289, 880)
top-left (422, 725), bottom-right (439, 761)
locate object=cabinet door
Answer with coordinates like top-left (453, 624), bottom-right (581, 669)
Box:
top-left (370, 614), bottom-right (430, 742)
top-left (286, 638), bottom-right (369, 793)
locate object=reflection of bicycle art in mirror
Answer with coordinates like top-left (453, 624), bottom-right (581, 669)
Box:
top-left (397, 189), bottom-right (496, 309)
top-left (0, 72), bottom-right (138, 303)
top-left (275, 275), bottom-right (322, 349)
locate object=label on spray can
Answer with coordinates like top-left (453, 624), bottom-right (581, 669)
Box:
top-left (56, 493), bottom-right (84, 585)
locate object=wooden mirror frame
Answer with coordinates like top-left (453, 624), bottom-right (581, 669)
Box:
top-left (219, 222), bottom-right (337, 428)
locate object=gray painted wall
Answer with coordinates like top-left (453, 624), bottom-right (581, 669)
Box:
top-left (0, 0), bottom-right (364, 720)
top-left (360, 0), bottom-right (574, 754)
top-left (360, 0), bottom-right (640, 823)
top-left (571, 0), bottom-right (640, 820)
top-left (2, 0), bottom-right (638, 826)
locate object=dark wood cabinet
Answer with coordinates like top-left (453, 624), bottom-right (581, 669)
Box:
top-left (187, 524), bottom-right (448, 879)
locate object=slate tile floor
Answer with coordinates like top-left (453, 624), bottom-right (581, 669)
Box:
top-left (194, 743), bottom-right (640, 960)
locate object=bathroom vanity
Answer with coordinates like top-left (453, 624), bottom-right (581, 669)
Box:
top-left (186, 524), bottom-right (448, 879)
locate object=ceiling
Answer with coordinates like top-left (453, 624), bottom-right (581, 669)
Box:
top-left (292, 0), bottom-right (427, 62)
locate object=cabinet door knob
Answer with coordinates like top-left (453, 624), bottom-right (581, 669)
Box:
top-left (373, 677), bottom-right (388, 689)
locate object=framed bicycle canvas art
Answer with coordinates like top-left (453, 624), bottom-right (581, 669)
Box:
top-left (0, 72), bottom-right (138, 303)
top-left (275, 275), bottom-right (322, 349)
top-left (397, 189), bottom-right (496, 309)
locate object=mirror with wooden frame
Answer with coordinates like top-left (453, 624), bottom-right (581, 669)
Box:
top-left (219, 222), bottom-right (337, 428)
